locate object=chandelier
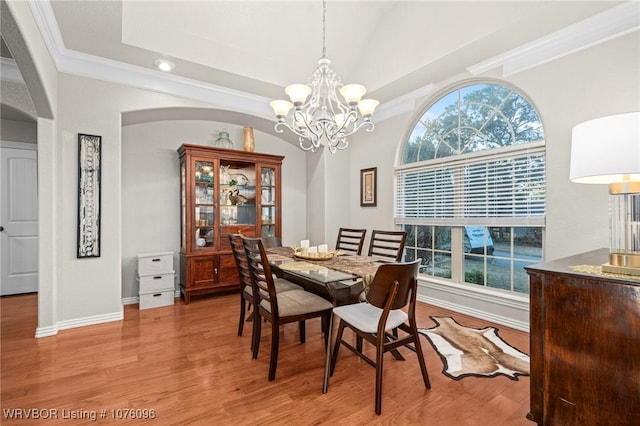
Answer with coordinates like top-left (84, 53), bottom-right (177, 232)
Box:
top-left (270, 0), bottom-right (379, 153)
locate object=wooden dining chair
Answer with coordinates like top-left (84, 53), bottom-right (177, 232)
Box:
top-left (242, 237), bottom-right (334, 380)
top-left (228, 234), bottom-right (302, 356)
top-left (229, 234), bottom-right (257, 340)
top-left (335, 228), bottom-right (367, 255)
top-left (261, 235), bottom-right (282, 248)
top-left (367, 230), bottom-right (407, 262)
top-left (325, 259), bottom-right (431, 415)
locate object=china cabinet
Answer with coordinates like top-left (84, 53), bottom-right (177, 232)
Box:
top-left (178, 144), bottom-right (283, 303)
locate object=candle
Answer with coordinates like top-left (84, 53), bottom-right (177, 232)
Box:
top-left (308, 246), bottom-right (317, 257)
top-left (301, 240), bottom-right (310, 256)
top-left (318, 244), bottom-right (328, 255)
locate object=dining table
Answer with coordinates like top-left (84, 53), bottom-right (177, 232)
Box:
top-left (265, 246), bottom-right (384, 306)
top-left (266, 246), bottom-right (409, 392)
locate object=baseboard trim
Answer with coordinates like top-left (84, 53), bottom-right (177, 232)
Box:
top-left (416, 279), bottom-right (530, 332)
top-left (36, 286), bottom-right (524, 337)
top-left (34, 325), bottom-right (58, 338)
top-left (57, 311), bottom-right (124, 331)
top-left (34, 310), bottom-right (124, 338)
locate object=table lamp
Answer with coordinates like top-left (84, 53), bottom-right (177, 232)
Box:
top-left (570, 111), bottom-right (640, 275)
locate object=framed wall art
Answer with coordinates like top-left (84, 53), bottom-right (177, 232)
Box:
top-left (77, 133), bottom-right (102, 258)
top-left (360, 167), bottom-right (377, 207)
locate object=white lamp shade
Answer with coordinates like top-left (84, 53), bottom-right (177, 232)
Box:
top-left (358, 99), bottom-right (379, 116)
top-left (570, 111), bottom-right (640, 184)
top-left (340, 84), bottom-right (367, 104)
top-left (285, 84), bottom-right (312, 104)
top-left (270, 100), bottom-right (294, 117)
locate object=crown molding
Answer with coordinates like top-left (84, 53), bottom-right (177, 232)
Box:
top-left (25, 1), bottom-right (636, 127)
top-left (0, 58), bottom-right (24, 83)
top-left (26, 0), bottom-right (275, 120)
top-left (374, 83), bottom-right (435, 122)
top-left (468, 2), bottom-right (640, 77)
top-left (26, 0), bottom-right (64, 68)
top-left (58, 47), bottom-right (275, 119)
top-left (24, 0), bottom-right (431, 124)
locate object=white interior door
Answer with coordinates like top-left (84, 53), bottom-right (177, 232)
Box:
top-left (0, 143), bottom-right (38, 295)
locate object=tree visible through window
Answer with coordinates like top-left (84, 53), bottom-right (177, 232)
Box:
top-left (396, 82), bottom-right (545, 294)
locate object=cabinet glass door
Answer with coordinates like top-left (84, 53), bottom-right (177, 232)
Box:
top-left (219, 161), bottom-right (256, 226)
top-left (194, 160), bottom-right (215, 249)
top-left (260, 167), bottom-right (276, 238)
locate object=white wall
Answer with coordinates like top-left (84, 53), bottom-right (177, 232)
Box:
top-left (48, 73), bottom-right (308, 331)
top-left (50, 31), bottom-right (640, 332)
top-left (305, 148), bottom-right (326, 245)
top-left (121, 120), bottom-right (306, 299)
top-left (349, 113), bottom-right (407, 236)
top-left (0, 119), bottom-right (37, 143)
top-left (349, 32), bottom-right (639, 261)
top-left (4, 0), bottom-right (59, 336)
top-left (324, 148), bottom-right (352, 250)
top-left (0, 80), bottom-right (36, 117)
top-left (302, 146), bottom-right (352, 251)
top-left (508, 31), bottom-right (640, 261)
top-left (7, 0), bottom-right (638, 333)
top-left (343, 32), bottom-right (639, 330)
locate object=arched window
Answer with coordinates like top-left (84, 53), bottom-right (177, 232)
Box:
top-left (395, 82), bottom-right (545, 294)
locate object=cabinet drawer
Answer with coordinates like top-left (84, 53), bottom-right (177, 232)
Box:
top-left (138, 252), bottom-right (174, 275)
top-left (138, 272), bottom-right (175, 293)
top-left (219, 226), bottom-right (255, 250)
top-left (139, 289), bottom-right (175, 310)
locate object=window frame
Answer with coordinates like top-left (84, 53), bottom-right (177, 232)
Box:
top-left (396, 81), bottom-right (545, 295)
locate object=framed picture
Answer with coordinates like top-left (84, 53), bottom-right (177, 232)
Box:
top-left (77, 133), bottom-right (102, 258)
top-left (360, 167), bottom-right (377, 207)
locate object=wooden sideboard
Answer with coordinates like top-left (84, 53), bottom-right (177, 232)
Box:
top-left (525, 249), bottom-right (640, 425)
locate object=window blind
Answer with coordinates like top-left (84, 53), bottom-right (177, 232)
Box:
top-left (395, 143), bottom-right (545, 227)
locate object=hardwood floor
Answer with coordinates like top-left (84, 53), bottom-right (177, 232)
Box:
top-left (1, 293), bottom-right (531, 425)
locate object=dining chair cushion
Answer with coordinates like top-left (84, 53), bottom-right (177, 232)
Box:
top-left (273, 278), bottom-right (303, 293)
top-left (332, 303), bottom-right (408, 334)
top-left (260, 289), bottom-right (333, 317)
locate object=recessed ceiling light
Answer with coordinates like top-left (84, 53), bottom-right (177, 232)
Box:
top-left (154, 59), bottom-right (175, 72)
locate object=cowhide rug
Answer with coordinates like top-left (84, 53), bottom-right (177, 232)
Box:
top-left (419, 316), bottom-right (530, 381)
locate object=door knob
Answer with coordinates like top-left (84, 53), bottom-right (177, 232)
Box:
top-left (0, 226), bottom-right (4, 232)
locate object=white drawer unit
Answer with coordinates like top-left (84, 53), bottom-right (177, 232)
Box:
top-left (137, 251), bottom-right (174, 276)
top-left (139, 289), bottom-right (175, 310)
top-left (138, 272), bottom-right (175, 293)
top-left (137, 251), bottom-right (175, 310)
